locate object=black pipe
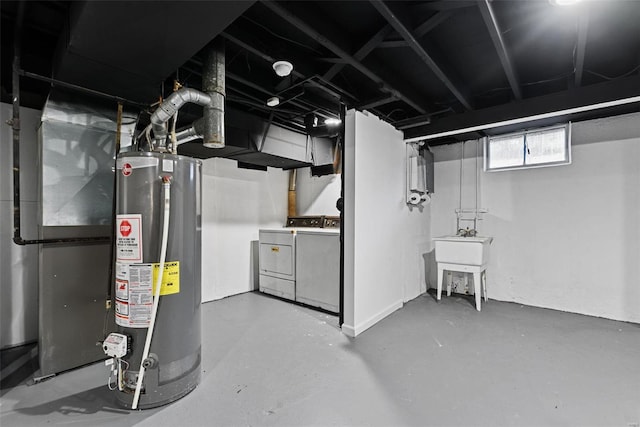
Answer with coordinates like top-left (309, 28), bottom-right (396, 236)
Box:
top-left (19, 70), bottom-right (148, 109)
top-left (338, 103), bottom-right (346, 328)
top-left (11, 0), bottom-right (25, 246)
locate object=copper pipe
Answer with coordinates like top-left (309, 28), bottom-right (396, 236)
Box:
top-left (288, 169), bottom-right (297, 218)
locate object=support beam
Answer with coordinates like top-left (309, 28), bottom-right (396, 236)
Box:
top-left (357, 95), bottom-right (398, 110)
top-left (378, 40), bottom-right (408, 49)
top-left (574, 8), bottom-right (590, 87)
top-left (413, 11), bottom-right (452, 38)
top-left (222, 32), bottom-right (355, 103)
top-left (323, 25), bottom-right (393, 82)
top-left (404, 76), bottom-right (640, 141)
top-left (478, 0), bottom-right (522, 100)
top-left (263, 0), bottom-right (427, 115)
top-left (370, 0), bottom-right (472, 110)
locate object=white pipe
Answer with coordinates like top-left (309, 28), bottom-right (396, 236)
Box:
top-left (131, 176), bottom-right (171, 410)
top-left (404, 95), bottom-right (640, 143)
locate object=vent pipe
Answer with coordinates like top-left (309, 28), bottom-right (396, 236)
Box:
top-left (150, 88), bottom-right (211, 148)
top-left (150, 38), bottom-right (225, 150)
top-left (202, 38), bottom-right (225, 148)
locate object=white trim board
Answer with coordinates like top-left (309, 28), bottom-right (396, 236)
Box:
top-left (341, 299), bottom-right (403, 338)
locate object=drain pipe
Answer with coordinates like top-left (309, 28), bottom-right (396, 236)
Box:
top-left (202, 38), bottom-right (225, 148)
top-left (288, 169), bottom-right (297, 218)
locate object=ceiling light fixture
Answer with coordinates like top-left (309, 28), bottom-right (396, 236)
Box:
top-left (272, 60), bottom-right (293, 77)
top-left (266, 96), bottom-right (280, 107)
top-left (324, 118), bottom-right (342, 126)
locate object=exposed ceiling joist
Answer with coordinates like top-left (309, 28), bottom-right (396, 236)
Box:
top-left (262, 0), bottom-right (428, 115)
top-left (574, 8), bottom-right (590, 87)
top-left (222, 32), bottom-right (354, 104)
top-left (370, 0), bottom-right (472, 110)
top-left (323, 25), bottom-right (393, 82)
top-left (357, 95), bottom-right (398, 110)
top-left (404, 75), bottom-right (640, 141)
top-left (378, 40), bottom-right (409, 49)
top-left (413, 11), bottom-right (452, 39)
top-left (478, 0), bottom-right (522, 100)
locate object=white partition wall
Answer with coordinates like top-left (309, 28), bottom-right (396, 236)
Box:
top-left (201, 158), bottom-right (288, 302)
top-left (342, 110), bottom-right (430, 337)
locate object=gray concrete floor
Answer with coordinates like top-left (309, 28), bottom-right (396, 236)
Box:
top-left (1, 291), bottom-right (639, 426)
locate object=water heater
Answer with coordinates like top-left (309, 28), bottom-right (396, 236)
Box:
top-left (105, 152), bottom-right (202, 409)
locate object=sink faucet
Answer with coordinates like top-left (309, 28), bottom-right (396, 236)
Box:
top-left (457, 227), bottom-right (477, 237)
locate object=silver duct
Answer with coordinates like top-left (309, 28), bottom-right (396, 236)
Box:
top-left (154, 39), bottom-right (225, 149)
top-left (150, 88), bottom-right (211, 148)
top-left (174, 118), bottom-right (205, 145)
top-left (202, 38), bottom-right (225, 148)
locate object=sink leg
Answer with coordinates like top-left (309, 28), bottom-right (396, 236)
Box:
top-left (437, 266), bottom-right (444, 300)
top-left (482, 270), bottom-right (488, 302)
top-left (473, 271), bottom-right (482, 311)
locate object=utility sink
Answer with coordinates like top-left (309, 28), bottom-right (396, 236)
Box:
top-left (433, 236), bottom-right (493, 266)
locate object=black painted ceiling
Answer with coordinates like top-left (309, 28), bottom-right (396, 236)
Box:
top-left (2, 0), bottom-right (639, 145)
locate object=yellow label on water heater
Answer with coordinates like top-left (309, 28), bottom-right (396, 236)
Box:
top-left (271, 246), bottom-right (280, 252)
top-left (152, 261), bottom-right (180, 295)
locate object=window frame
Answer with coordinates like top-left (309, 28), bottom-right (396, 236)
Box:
top-left (484, 123), bottom-right (572, 172)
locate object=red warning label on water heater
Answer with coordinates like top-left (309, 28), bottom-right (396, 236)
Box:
top-left (122, 163), bottom-right (132, 176)
top-left (116, 214), bottom-right (143, 262)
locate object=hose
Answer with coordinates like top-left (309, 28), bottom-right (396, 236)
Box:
top-left (131, 175), bottom-right (171, 410)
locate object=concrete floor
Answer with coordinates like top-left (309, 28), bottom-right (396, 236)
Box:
top-left (1, 291), bottom-right (639, 426)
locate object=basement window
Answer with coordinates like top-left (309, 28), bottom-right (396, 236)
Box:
top-left (484, 123), bottom-right (571, 171)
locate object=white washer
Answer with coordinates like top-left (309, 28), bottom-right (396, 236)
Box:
top-left (295, 229), bottom-right (340, 313)
top-left (258, 229), bottom-right (296, 300)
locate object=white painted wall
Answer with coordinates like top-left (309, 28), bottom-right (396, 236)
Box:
top-left (343, 110), bottom-right (430, 337)
top-left (201, 158), bottom-right (288, 302)
top-left (0, 103), bottom-right (40, 348)
top-left (295, 167), bottom-right (341, 216)
top-left (430, 112), bottom-right (640, 323)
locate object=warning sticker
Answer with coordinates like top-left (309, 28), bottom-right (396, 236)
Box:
top-left (152, 261), bottom-right (180, 295)
top-left (116, 214), bottom-right (143, 262)
top-left (114, 261), bottom-right (179, 328)
top-left (115, 279), bottom-right (128, 300)
top-left (115, 262), bottom-right (152, 328)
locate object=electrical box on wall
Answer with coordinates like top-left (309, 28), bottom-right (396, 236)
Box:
top-left (406, 142), bottom-right (434, 206)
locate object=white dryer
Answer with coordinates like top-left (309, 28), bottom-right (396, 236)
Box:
top-left (258, 229), bottom-right (296, 300)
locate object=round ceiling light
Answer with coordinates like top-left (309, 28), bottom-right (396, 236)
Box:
top-left (266, 96), bottom-right (280, 107)
top-left (273, 60), bottom-right (293, 77)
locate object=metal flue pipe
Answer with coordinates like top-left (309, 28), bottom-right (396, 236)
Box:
top-left (150, 88), bottom-right (211, 148)
top-left (202, 38), bottom-right (225, 148)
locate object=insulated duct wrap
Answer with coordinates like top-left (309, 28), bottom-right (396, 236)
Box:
top-left (202, 38), bottom-right (225, 148)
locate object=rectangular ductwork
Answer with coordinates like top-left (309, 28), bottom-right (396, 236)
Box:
top-left (177, 107), bottom-right (336, 170)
